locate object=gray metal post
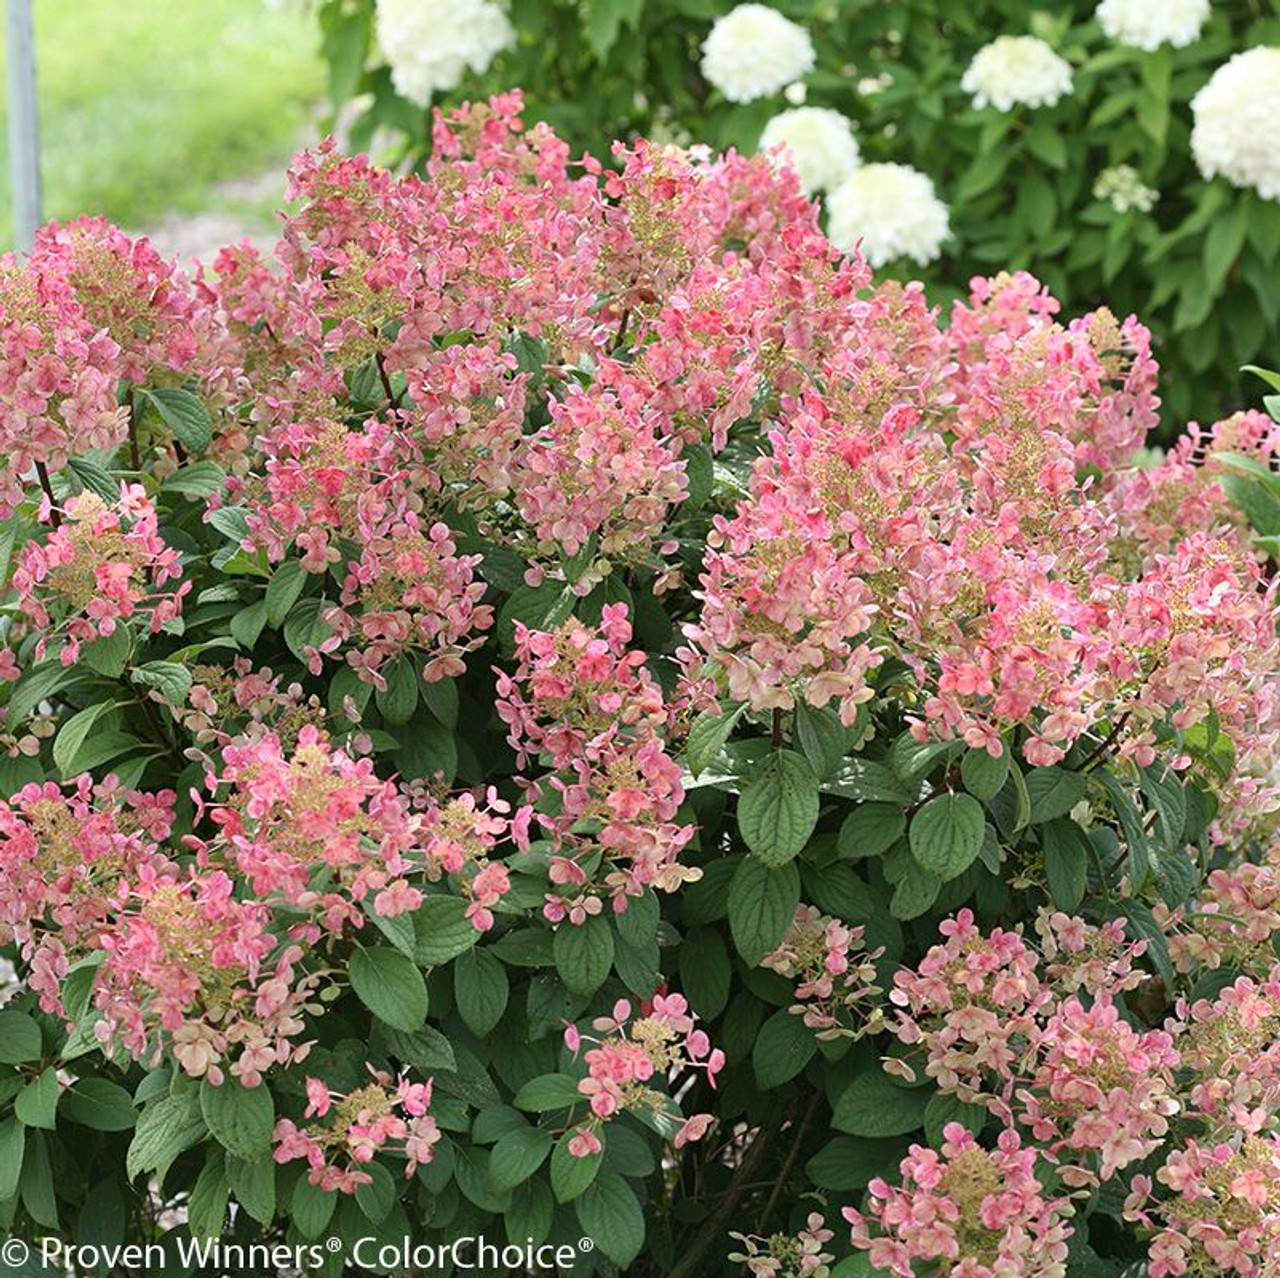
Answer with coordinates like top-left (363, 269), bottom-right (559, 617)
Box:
top-left (5, 0), bottom-right (40, 252)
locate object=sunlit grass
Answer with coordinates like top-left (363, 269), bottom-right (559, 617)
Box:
top-left (0, 0), bottom-right (322, 246)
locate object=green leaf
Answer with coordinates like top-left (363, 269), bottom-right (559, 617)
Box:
top-left (576, 1171), bottom-right (645, 1268)
top-left (80, 627), bottom-right (132, 678)
top-left (737, 749), bottom-right (819, 866)
top-left (908, 793), bottom-right (985, 880)
top-left (961, 748), bottom-right (1009, 801)
top-left (679, 928), bottom-right (732, 1020)
top-left (376, 655), bottom-right (419, 726)
top-left (53, 701), bottom-right (116, 776)
top-left (226, 1155), bottom-right (276, 1225)
top-left (291, 1174), bottom-right (337, 1239)
top-left (490, 1125), bottom-right (553, 1192)
top-left (1041, 819), bottom-right (1089, 911)
top-left (188, 1151), bottom-right (229, 1239)
top-left (421, 676), bottom-right (459, 728)
top-left (551, 1135), bottom-right (601, 1202)
top-left (161, 460), bottom-right (226, 499)
top-left (412, 895), bottom-right (479, 965)
top-left (283, 597), bottom-right (333, 664)
top-left (454, 948), bottom-right (509, 1037)
top-left (753, 1009), bottom-right (817, 1090)
top-left (265, 559), bottom-right (307, 628)
top-left (142, 386), bottom-right (213, 452)
top-left (1203, 201), bottom-right (1250, 296)
top-left (0, 1010), bottom-right (42, 1064)
top-left (513, 1074), bottom-right (583, 1113)
top-left (355, 1159), bottom-right (397, 1224)
top-left (728, 856), bottom-right (801, 965)
top-left (126, 1091), bottom-right (207, 1186)
top-left (65, 455), bottom-right (121, 502)
top-left (15, 1068), bottom-right (58, 1130)
top-left (794, 702), bottom-right (849, 776)
top-left (230, 600), bottom-right (268, 649)
top-left (838, 804), bottom-right (904, 860)
top-left (1025, 767), bottom-right (1085, 823)
top-left (61, 1078), bottom-right (136, 1131)
top-left (890, 858), bottom-right (942, 920)
top-left (131, 661), bottom-right (193, 707)
top-left (200, 1078), bottom-right (275, 1161)
top-left (684, 703), bottom-right (746, 778)
top-left (806, 1135), bottom-right (907, 1191)
top-left (832, 1069), bottom-right (930, 1138)
top-left (350, 946), bottom-right (428, 1031)
top-left (0, 1118), bottom-right (24, 1202)
top-left (554, 914), bottom-right (615, 996)
top-left (818, 758), bottom-right (911, 804)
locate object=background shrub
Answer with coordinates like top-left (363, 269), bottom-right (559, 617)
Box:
top-left (317, 0), bottom-right (1280, 436)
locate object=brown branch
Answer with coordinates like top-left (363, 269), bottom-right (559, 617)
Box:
top-left (34, 460), bottom-right (61, 527)
top-left (758, 1091), bottom-right (821, 1230)
top-left (667, 1123), bottom-right (772, 1278)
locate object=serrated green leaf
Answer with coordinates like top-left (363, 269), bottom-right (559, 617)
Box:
top-left (350, 946), bottom-right (428, 1032)
top-left (909, 793), bottom-right (985, 880)
top-left (200, 1078), bottom-right (275, 1161)
top-left (738, 749), bottom-right (819, 866)
top-left (554, 914), bottom-right (615, 996)
top-left (728, 856), bottom-right (800, 965)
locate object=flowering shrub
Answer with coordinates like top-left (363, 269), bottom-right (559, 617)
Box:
top-left (316, 0), bottom-right (1280, 435)
top-left (2, 94), bottom-right (1280, 1278)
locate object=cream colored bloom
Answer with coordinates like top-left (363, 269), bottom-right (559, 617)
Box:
top-left (826, 163), bottom-right (950, 268)
top-left (701, 5), bottom-right (815, 104)
top-left (961, 35), bottom-right (1073, 111)
top-left (759, 108), bottom-right (860, 194)
top-left (1191, 47), bottom-right (1280, 200)
top-left (1095, 0), bottom-right (1209, 51)
top-left (375, 0), bottom-right (514, 107)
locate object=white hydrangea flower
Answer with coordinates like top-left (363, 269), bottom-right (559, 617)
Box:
top-left (961, 35), bottom-right (1073, 112)
top-left (825, 163), bottom-right (950, 268)
top-left (759, 108), bottom-right (860, 194)
top-left (375, 0), bottom-right (515, 108)
top-left (1094, 164), bottom-right (1159, 214)
top-left (1095, 0), bottom-right (1209, 51)
top-left (1192, 47), bottom-right (1280, 200)
top-left (701, 5), bottom-right (816, 104)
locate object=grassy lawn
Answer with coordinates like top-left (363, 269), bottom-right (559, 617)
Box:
top-left (0, 0), bottom-right (323, 247)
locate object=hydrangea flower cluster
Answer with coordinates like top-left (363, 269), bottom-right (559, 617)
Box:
top-left (0, 776), bottom-right (179, 1015)
top-left (0, 217), bottom-right (225, 515)
top-left (760, 905), bottom-right (883, 1039)
top-left (728, 1214), bottom-right (835, 1278)
top-left (562, 996), bottom-right (723, 1157)
top-left (759, 108), bottom-right (860, 196)
top-left (1095, 0), bottom-right (1210, 52)
top-left (373, 0), bottom-right (513, 107)
top-left (681, 267), bottom-right (1280, 810)
top-left (274, 1071), bottom-right (441, 1193)
top-left (14, 485), bottom-right (189, 665)
top-left (889, 909), bottom-right (1179, 1184)
top-left (1191, 47), bottom-right (1280, 201)
top-left (700, 5), bottom-right (815, 104)
top-left (497, 606), bottom-right (700, 921)
top-left (92, 872), bottom-right (321, 1087)
top-left (825, 164), bottom-right (951, 267)
top-left (960, 36), bottom-right (1074, 112)
top-left (842, 1123), bottom-right (1074, 1278)
top-left (1125, 1137), bottom-right (1280, 1277)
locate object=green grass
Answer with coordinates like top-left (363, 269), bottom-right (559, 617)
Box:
top-left (0, 0), bottom-right (323, 247)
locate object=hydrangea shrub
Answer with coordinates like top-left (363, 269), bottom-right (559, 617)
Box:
top-left (316, 0), bottom-right (1280, 434)
top-left (2, 96), bottom-right (1280, 1278)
